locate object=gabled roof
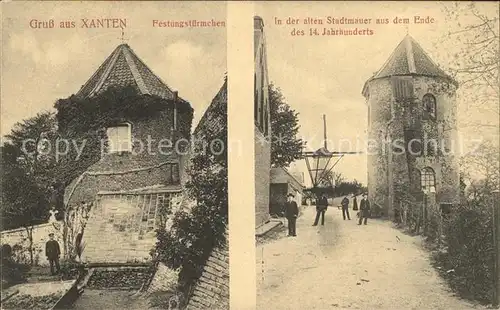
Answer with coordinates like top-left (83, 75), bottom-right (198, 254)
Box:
top-left (77, 44), bottom-right (184, 102)
top-left (363, 35), bottom-right (457, 94)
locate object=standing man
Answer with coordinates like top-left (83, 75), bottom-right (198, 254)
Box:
top-left (45, 233), bottom-right (61, 275)
top-left (358, 193), bottom-right (371, 225)
top-left (313, 193), bottom-right (328, 226)
top-left (341, 195), bottom-right (351, 220)
top-left (285, 193), bottom-right (299, 237)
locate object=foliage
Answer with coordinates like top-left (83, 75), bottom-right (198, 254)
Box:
top-left (2, 292), bottom-right (61, 309)
top-left (333, 180), bottom-right (365, 196)
top-left (319, 171), bottom-right (344, 188)
top-left (460, 140), bottom-right (500, 195)
top-left (1, 112), bottom-right (58, 232)
top-left (54, 85), bottom-right (193, 188)
top-left (439, 2), bottom-right (499, 136)
top-left (268, 83), bottom-right (304, 168)
top-left (154, 80), bottom-right (227, 294)
top-left (434, 198), bottom-right (495, 304)
top-left (1, 244), bottom-right (30, 289)
top-left (59, 258), bottom-right (85, 280)
top-left (1, 115), bottom-right (57, 265)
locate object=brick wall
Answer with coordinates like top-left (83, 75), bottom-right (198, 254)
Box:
top-left (64, 110), bottom-right (190, 207)
top-left (255, 127), bottom-right (271, 229)
top-left (185, 240), bottom-right (229, 310)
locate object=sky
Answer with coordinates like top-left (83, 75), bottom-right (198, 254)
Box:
top-left (1, 1), bottom-right (227, 138)
top-left (255, 1), bottom-right (498, 186)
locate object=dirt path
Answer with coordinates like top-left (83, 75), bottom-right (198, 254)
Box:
top-left (256, 205), bottom-right (484, 310)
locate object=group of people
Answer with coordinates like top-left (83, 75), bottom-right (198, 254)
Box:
top-left (283, 192), bottom-right (371, 237)
top-left (340, 194), bottom-right (371, 225)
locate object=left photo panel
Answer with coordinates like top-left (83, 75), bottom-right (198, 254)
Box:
top-left (1, 2), bottom-right (228, 309)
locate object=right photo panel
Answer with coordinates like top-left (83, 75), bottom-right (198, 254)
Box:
top-left (255, 1), bottom-right (500, 309)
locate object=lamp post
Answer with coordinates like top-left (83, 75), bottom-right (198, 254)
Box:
top-left (303, 114), bottom-right (361, 202)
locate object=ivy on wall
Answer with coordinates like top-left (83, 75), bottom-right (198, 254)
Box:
top-left (53, 85), bottom-right (194, 187)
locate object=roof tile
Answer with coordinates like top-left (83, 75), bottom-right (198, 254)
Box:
top-left (77, 44), bottom-right (188, 105)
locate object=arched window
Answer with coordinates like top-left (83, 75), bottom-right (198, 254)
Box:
top-left (106, 122), bottom-right (132, 153)
top-left (420, 167), bottom-right (436, 192)
top-left (422, 94), bottom-right (436, 119)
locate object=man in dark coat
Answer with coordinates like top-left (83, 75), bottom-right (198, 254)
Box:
top-left (313, 193), bottom-right (328, 226)
top-left (341, 196), bottom-right (351, 220)
top-left (358, 193), bottom-right (371, 225)
top-left (45, 233), bottom-right (61, 275)
top-left (284, 193), bottom-right (299, 237)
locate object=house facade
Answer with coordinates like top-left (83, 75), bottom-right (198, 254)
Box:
top-left (254, 16), bottom-right (272, 229)
top-left (362, 35), bottom-right (460, 219)
top-left (270, 167), bottom-right (304, 216)
top-left (62, 44), bottom-right (193, 263)
top-left (186, 79), bottom-right (229, 310)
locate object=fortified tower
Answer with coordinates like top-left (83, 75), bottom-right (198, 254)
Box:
top-left (362, 35), bottom-right (460, 219)
top-left (61, 44), bottom-right (193, 263)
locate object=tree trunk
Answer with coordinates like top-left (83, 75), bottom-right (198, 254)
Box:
top-left (25, 226), bottom-right (34, 266)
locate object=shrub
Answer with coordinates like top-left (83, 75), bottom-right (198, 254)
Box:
top-left (59, 259), bottom-right (84, 280)
top-left (153, 80), bottom-right (227, 295)
top-left (437, 202), bottom-right (494, 303)
top-left (1, 244), bottom-right (30, 289)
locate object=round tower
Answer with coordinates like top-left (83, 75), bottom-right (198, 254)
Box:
top-left (362, 35), bottom-right (460, 219)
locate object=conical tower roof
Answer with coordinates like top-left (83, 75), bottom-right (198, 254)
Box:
top-left (364, 35), bottom-right (457, 88)
top-left (77, 44), bottom-right (187, 103)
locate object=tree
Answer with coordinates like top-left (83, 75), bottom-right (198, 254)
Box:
top-left (269, 83), bottom-right (304, 168)
top-left (439, 3), bottom-right (499, 135)
top-left (460, 140), bottom-right (500, 199)
top-left (320, 170), bottom-right (344, 189)
top-left (1, 112), bottom-right (59, 265)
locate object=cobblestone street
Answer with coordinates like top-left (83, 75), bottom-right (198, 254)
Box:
top-left (256, 204), bottom-right (485, 310)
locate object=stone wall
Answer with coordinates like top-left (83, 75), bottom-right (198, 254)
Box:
top-left (365, 75), bottom-right (460, 217)
top-left (255, 127), bottom-right (271, 229)
top-left (0, 222), bottom-right (64, 266)
top-left (185, 240), bottom-right (229, 310)
top-left (81, 191), bottom-right (181, 263)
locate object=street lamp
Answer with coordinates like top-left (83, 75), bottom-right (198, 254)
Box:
top-left (303, 114), bottom-right (360, 200)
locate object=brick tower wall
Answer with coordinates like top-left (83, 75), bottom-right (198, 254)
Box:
top-left (366, 76), bottom-right (459, 217)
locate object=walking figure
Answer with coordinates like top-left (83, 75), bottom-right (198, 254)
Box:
top-left (341, 196), bottom-right (351, 220)
top-left (45, 233), bottom-right (61, 275)
top-left (352, 195), bottom-right (358, 211)
top-left (358, 193), bottom-right (371, 225)
top-left (313, 193), bottom-right (328, 226)
top-left (285, 193), bottom-right (298, 237)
